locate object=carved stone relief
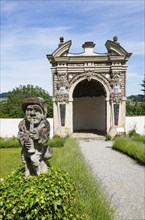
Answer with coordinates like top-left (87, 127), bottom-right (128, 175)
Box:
top-left (55, 93), bottom-right (69, 103)
top-left (110, 71), bottom-right (121, 88)
top-left (110, 92), bottom-right (122, 103)
top-left (54, 68), bottom-right (123, 104)
top-left (55, 72), bottom-right (69, 103)
top-left (85, 69), bottom-right (95, 81)
top-left (110, 71), bottom-right (122, 103)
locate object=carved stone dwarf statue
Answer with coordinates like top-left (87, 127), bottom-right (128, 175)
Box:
top-left (17, 97), bottom-right (53, 176)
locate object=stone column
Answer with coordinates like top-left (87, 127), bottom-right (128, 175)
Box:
top-left (66, 100), bottom-right (73, 134)
top-left (119, 97), bottom-right (126, 131)
top-left (105, 97), bottom-right (111, 133)
top-left (53, 100), bottom-right (61, 135)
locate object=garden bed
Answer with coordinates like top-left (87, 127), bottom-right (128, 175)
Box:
top-left (113, 135), bottom-right (145, 164)
top-left (0, 137), bottom-right (114, 220)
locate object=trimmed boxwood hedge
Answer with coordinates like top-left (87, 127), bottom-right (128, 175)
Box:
top-left (0, 135), bottom-right (68, 149)
top-left (0, 137), bottom-right (20, 148)
top-left (113, 136), bottom-right (145, 164)
top-left (48, 135), bottom-right (68, 148)
top-left (0, 167), bottom-right (86, 220)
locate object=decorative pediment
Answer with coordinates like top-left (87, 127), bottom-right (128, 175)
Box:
top-left (52, 40), bottom-right (72, 57)
top-left (105, 37), bottom-right (132, 59)
top-left (47, 39), bottom-right (71, 63)
top-left (47, 36), bottom-right (132, 65)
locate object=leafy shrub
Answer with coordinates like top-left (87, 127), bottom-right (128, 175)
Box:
top-left (0, 136), bottom-right (20, 148)
top-left (0, 135), bottom-right (68, 149)
top-left (105, 134), bottom-right (112, 141)
top-left (127, 130), bottom-right (145, 143)
top-left (113, 134), bottom-right (121, 140)
top-left (48, 135), bottom-right (68, 148)
top-left (128, 129), bottom-right (137, 137)
top-left (113, 136), bottom-right (145, 164)
top-left (0, 167), bottom-right (84, 220)
top-left (53, 135), bottom-right (61, 139)
top-left (131, 133), bottom-right (145, 144)
top-left (113, 133), bottom-right (126, 140)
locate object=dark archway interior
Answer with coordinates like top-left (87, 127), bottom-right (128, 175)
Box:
top-left (73, 79), bottom-right (106, 98)
top-left (73, 79), bottom-right (106, 135)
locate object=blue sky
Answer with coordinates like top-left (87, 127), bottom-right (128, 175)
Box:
top-left (1, 0), bottom-right (144, 96)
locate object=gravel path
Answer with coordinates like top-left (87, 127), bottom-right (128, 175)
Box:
top-left (78, 139), bottom-right (145, 220)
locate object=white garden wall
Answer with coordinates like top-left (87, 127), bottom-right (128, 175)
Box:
top-left (0, 118), bottom-right (54, 138)
top-left (126, 116), bottom-right (145, 135)
top-left (0, 116), bottom-right (145, 138)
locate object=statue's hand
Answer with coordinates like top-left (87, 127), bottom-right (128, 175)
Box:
top-left (24, 141), bottom-right (32, 149)
top-left (29, 129), bottom-right (39, 140)
top-left (20, 133), bottom-right (32, 149)
top-left (20, 133), bottom-right (29, 143)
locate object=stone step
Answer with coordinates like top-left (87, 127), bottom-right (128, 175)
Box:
top-left (72, 132), bottom-right (105, 141)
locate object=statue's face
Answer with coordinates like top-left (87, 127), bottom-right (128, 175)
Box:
top-left (25, 104), bottom-right (43, 124)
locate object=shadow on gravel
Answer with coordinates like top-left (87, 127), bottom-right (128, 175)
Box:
top-left (105, 146), bottom-right (112, 149)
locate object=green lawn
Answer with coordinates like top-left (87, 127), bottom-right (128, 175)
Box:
top-left (0, 148), bottom-right (21, 179)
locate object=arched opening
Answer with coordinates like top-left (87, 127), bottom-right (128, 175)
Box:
top-left (73, 79), bottom-right (106, 134)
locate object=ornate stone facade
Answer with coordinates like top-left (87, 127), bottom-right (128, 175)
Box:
top-left (47, 37), bottom-right (132, 136)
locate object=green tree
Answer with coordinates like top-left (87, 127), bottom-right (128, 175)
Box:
top-left (0, 85), bottom-right (53, 118)
top-left (140, 79), bottom-right (145, 92)
top-left (140, 102), bottom-right (145, 115)
top-left (126, 100), bottom-right (145, 116)
top-left (0, 100), bottom-right (9, 118)
top-left (126, 101), bottom-right (134, 116)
